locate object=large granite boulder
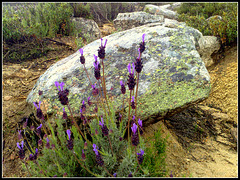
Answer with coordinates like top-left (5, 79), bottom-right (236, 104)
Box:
top-left (27, 22), bottom-right (211, 125)
top-left (113, 11), bottom-right (164, 31)
top-left (71, 17), bottom-right (102, 42)
top-left (144, 4), bottom-right (178, 20)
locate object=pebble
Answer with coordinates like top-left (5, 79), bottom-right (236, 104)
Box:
top-left (4, 96), bottom-right (13, 101)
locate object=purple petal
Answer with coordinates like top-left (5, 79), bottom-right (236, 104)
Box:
top-left (132, 115), bottom-right (135, 120)
top-left (33, 102), bottom-right (38, 109)
top-left (18, 129), bottom-right (22, 134)
top-left (82, 100), bottom-right (85, 105)
top-left (60, 82), bottom-right (64, 91)
top-left (127, 63), bottom-right (131, 74)
top-left (66, 129), bottom-right (71, 140)
top-left (131, 123), bottom-right (138, 134)
top-left (55, 81), bottom-right (60, 91)
top-left (38, 101), bottom-right (41, 108)
top-left (104, 39), bottom-right (107, 47)
top-left (132, 62), bottom-right (135, 74)
top-left (142, 33), bottom-right (146, 42)
top-left (37, 124), bottom-right (42, 130)
top-left (79, 48), bottom-right (83, 55)
top-left (35, 148), bottom-right (38, 154)
top-left (21, 140), bottom-right (24, 148)
top-left (46, 137), bottom-right (49, 143)
top-left (100, 38), bottom-right (103, 47)
top-left (80, 108), bottom-right (82, 114)
top-left (140, 149), bottom-right (144, 155)
top-left (131, 96), bottom-right (134, 102)
top-left (138, 48), bottom-right (141, 58)
top-left (93, 54), bottom-right (98, 62)
top-left (88, 96), bottom-right (91, 101)
top-left (99, 117), bottom-right (104, 127)
top-left (17, 142), bottom-right (21, 149)
top-left (63, 107), bottom-right (65, 112)
top-left (138, 119), bottom-right (142, 127)
top-left (92, 84), bottom-right (96, 89)
top-left (120, 80), bottom-right (124, 86)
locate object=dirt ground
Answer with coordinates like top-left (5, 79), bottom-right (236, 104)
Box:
top-left (2, 32), bottom-right (238, 177)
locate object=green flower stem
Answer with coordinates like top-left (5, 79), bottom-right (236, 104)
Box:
top-left (127, 90), bottom-right (132, 142)
top-left (107, 135), bottom-right (114, 155)
top-left (67, 104), bottom-right (88, 143)
top-left (72, 150), bottom-right (99, 177)
top-left (134, 72), bottom-right (140, 119)
top-left (22, 159), bottom-right (32, 177)
top-left (101, 59), bottom-right (110, 110)
top-left (103, 165), bottom-right (114, 177)
top-left (83, 64), bottom-right (93, 86)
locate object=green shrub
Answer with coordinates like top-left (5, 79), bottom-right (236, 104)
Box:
top-left (177, 3), bottom-right (237, 45)
top-left (3, 3), bottom-right (74, 43)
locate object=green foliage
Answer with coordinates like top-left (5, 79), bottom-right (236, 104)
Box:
top-left (70, 3), bottom-right (93, 19)
top-left (177, 3), bottom-right (237, 45)
top-left (141, 127), bottom-right (168, 177)
top-left (3, 3), bottom-right (74, 43)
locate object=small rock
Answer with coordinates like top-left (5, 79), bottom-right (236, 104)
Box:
top-left (211, 112), bottom-right (229, 121)
top-left (230, 127), bottom-right (237, 143)
top-left (4, 96), bottom-right (13, 101)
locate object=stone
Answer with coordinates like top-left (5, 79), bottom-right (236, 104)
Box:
top-left (163, 18), bottom-right (186, 28)
top-left (167, 2), bottom-right (182, 11)
top-left (197, 36), bottom-right (221, 67)
top-left (211, 112), bottom-right (229, 121)
top-left (71, 17), bottom-right (102, 42)
top-left (4, 96), bottom-right (13, 101)
top-left (26, 22), bottom-right (211, 125)
top-left (206, 15), bottom-right (223, 22)
top-left (113, 11), bottom-right (164, 31)
top-left (144, 4), bottom-right (178, 20)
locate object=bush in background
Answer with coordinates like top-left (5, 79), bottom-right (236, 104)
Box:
top-left (177, 3), bottom-right (237, 46)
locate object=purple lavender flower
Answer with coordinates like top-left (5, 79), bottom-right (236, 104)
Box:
top-left (138, 118), bottom-right (143, 135)
top-left (66, 129), bottom-right (73, 150)
top-left (93, 144), bottom-right (104, 166)
top-left (137, 149), bottom-right (144, 164)
top-left (82, 149), bottom-right (86, 160)
top-left (131, 96), bottom-right (136, 109)
top-left (119, 137), bottom-right (123, 141)
top-left (63, 108), bottom-right (67, 119)
top-left (55, 81), bottom-right (69, 105)
top-left (92, 84), bottom-right (99, 96)
top-left (33, 101), bottom-right (44, 120)
top-left (79, 48), bottom-right (85, 64)
top-left (99, 118), bottom-right (109, 136)
top-left (118, 113), bottom-right (122, 122)
top-left (139, 33), bottom-right (146, 53)
top-left (81, 100), bottom-right (86, 113)
top-left (113, 173), bottom-right (117, 177)
top-left (120, 80), bottom-right (126, 94)
top-left (135, 48), bottom-right (143, 73)
top-left (127, 63), bottom-right (136, 90)
top-left (98, 38), bottom-right (107, 59)
top-left (93, 55), bottom-right (101, 80)
top-left (87, 96), bottom-right (92, 106)
top-left (33, 148), bottom-right (38, 160)
top-left (38, 138), bottom-right (42, 146)
top-left (170, 171), bottom-right (173, 177)
top-left (36, 124), bottom-right (42, 136)
top-left (38, 90), bottom-right (43, 96)
top-left (131, 123), bottom-right (139, 146)
top-left (18, 130), bottom-right (23, 140)
top-left (17, 141), bottom-right (25, 159)
top-left (128, 172), bottom-right (133, 177)
top-left (23, 118), bottom-right (28, 129)
top-left (93, 144), bottom-right (98, 155)
top-left (46, 137), bottom-right (50, 149)
top-left (84, 141), bottom-right (87, 149)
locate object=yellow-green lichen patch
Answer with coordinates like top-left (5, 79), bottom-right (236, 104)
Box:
top-left (137, 77), bottom-right (211, 121)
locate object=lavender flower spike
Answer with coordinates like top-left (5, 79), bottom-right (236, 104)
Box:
top-left (93, 54), bottom-right (98, 62)
top-left (104, 39), bottom-right (107, 48)
top-left (66, 129), bottom-right (71, 140)
top-left (132, 62), bottom-right (135, 74)
top-left (17, 140), bottom-right (24, 150)
top-left (131, 123), bottom-right (138, 134)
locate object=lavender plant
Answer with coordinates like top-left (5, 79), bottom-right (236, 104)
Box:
top-left (17, 34), bottom-right (167, 177)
